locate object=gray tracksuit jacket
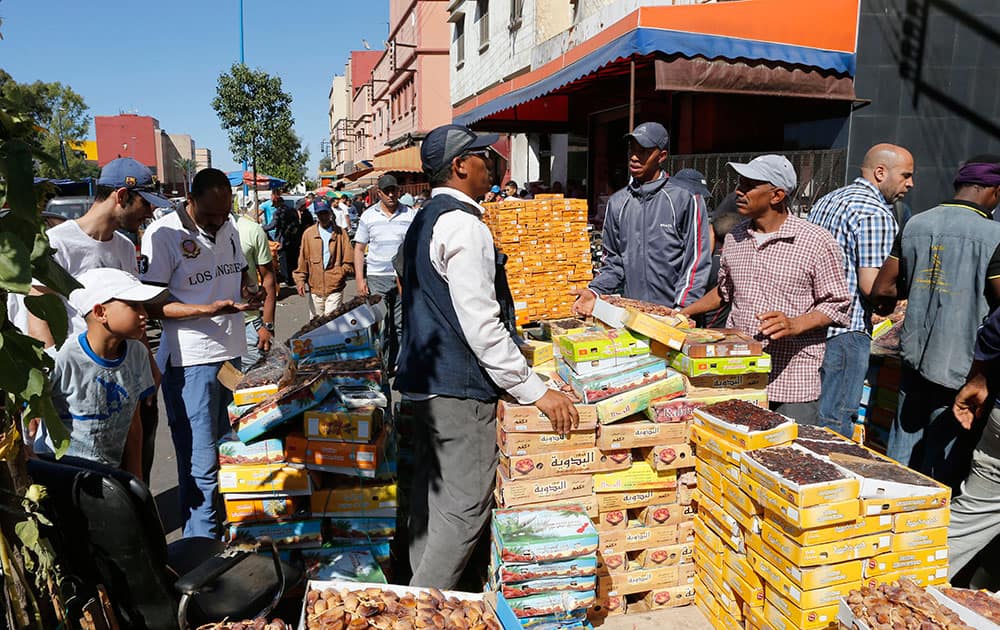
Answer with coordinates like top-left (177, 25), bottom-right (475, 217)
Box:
top-left (590, 173), bottom-right (712, 307)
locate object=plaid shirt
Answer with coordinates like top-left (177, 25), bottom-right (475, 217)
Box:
top-left (807, 178), bottom-right (897, 336)
top-left (718, 215), bottom-right (851, 403)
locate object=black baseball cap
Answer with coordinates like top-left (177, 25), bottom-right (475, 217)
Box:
top-left (377, 174), bottom-right (399, 190)
top-left (421, 124), bottom-right (498, 177)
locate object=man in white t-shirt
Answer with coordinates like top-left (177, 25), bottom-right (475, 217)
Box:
top-left (28, 157), bottom-right (171, 482)
top-left (142, 168), bottom-right (261, 539)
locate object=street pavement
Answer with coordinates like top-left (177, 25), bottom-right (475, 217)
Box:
top-left (149, 280), bottom-right (358, 542)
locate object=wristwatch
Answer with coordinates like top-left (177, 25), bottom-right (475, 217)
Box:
top-left (263, 322), bottom-right (275, 333)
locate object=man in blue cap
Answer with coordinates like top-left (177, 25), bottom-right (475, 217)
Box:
top-left (28, 157), bottom-right (171, 481)
top-left (396, 124), bottom-right (579, 589)
top-left (572, 122), bottom-right (711, 315)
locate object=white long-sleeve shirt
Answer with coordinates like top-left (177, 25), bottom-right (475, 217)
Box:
top-left (406, 187), bottom-right (546, 405)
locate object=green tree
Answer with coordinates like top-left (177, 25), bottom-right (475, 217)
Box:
top-left (174, 157), bottom-right (197, 196)
top-left (212, 63), bottom-right (303, 190)
top-left (318, 155), bottom-right (332, 172)
top-left (0, 72), bottom-right (95, 180)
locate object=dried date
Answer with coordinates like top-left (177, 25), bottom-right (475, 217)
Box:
top-left (302, 586), bottom-right (501, 630)
top-left (288, 295), bottom-right (383, 341)
top-left (831, 456), bottom-right (938, 487)
top-left (942, 587), bottom-right (1000, 623)
top-left (746, 446), bottom-right (846, 484)
top-left (604, 296), bottom-right (679, 318)
top-left (793, 424), bottom-right (847, 441)
top-left (847, 579), bottom-right (972, 630)
top-left (702, 399), bottom-right (789, 431)
top-left (794, 439), bottom-right (879, 460)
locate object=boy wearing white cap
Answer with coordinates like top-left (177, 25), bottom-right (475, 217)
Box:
top-left (34, 268), bottom-right (167, 477)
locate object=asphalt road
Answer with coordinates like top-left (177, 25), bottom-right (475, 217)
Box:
top-left (149, 280), bottom-right (358, 542)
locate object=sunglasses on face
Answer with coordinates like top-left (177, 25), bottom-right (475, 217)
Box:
top-left (462, 149), bottom-right (494, 163)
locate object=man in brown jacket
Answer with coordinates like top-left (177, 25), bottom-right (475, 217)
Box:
top-left (294, 198), bottom-right (354, 315)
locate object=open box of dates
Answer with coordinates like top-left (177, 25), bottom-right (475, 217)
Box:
top-left (739, 443), bottom-right (861, 507)
top-left (838, 578), bottom-right (997, 630)
top-left (299, 580), bottom-right (505, 630)
top-left (691, 399), bottom-right (797, 450)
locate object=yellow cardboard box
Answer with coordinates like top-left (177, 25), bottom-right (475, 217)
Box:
top-left (741, 473), bottom-right (860, 530)
top-left (218, 464), bottom-right (310, 495)
top-left (497, 427), bottom-right (595, 456)
top-left (692, 408), bottom-right (797, 450)
top-left (596, 489), bottom-right (675, 512)
top-left (891, 526), bottom-right (948, 553)
top-left (760, 521), bottom-right (890, 567)
top-left (494, 470), bottom-right (592, 507)
top-left (764, 589), bottom-right (839, 630)
top-left (740, 447), bottom-right (860, 507)
top-left (892, 506), bottom-right (950, 533)
top-left (747, 538), bottom-right (864, 590)
top-left (592, 461), bottom-right (676, 493)
top-left (864, 546), bottom-right (948, 578)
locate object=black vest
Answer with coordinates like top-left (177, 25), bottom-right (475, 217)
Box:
top-left (395, 194), bottom-right (519, 400)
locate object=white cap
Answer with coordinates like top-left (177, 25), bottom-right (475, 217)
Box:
top-left (69, 268), bottom-right (168, 316)
top-left (728, 155), bottom-right (798, 195)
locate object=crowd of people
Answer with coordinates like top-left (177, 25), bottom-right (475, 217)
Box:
top-left (16, 119), bottom-right (1000, 590)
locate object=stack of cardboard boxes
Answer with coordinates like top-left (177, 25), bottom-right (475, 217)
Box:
top-left (691, 402), bottom-right (951, 630)
top-left (483, 195), bottom-right (593, 326)
top-left (217, 298), bottom-right (396, 582)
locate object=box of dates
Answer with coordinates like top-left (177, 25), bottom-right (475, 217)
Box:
top-left (746, 535), bottom-right (864, 591)
top-left (496, 575), bottom-right (597, 599)
top-left (864, 547), bottom-right (948, 578)
top-left (596, 419), bottom-right (687, 450)
top-left (646, 386), bottom-right (768, 423)
top-left (223, 496), bottom-right (304, 523)
top-left (592, 461), bottom-right (676, 493)
top-left (740, 443), bottom-right (860, 507)
top-left (692, 399), bottom-right (797, 450)
top-left (558, 328), bottom-right (650, 364)
top-left (690, 425), bottom-right (744, 467)
top-left (632, 542), bottom-right (694, 568)
top-left (218, 463), bottom-right (311, 496)
top-left (495, 470), bottom-right (593, 507)
top-left (595, 488), bottom-right (676, 512)
top-left (497, 426), bottom-right (595, 456)
top-left (557, 356), bottom-right (672, 404)
top-left (218, 437), bottom-right (284, 466)
top-left (285, 431), bottom-right (387, 476)
top-left (641, 443), bottom-right (694, 471)
top-left (492, 506), bottom-right (598, 564)
top-left (228, 517), bottom-right (323, 548)
top-left (643, 584), bottom-right (697, 610)
top-left (685, 372), bottom-right (769, 390)
top-left (232, 372), bottom-right (337, 443)
top-left (838, 580), bottom-right (998, 630)
top-left (740, 473), bottom-right (861, 530)
top-left (497, 399), bottom-right (599, 433)
top-left (636, 503), bottom-right (695, 527)
top-left (759, 520), bottom-right (890, 567)
top-left (677, 328), bottom-right (764, 358)
top-left (594, 376), bottom-right (686, 424)
top-left (492, 554), bottom-right (598, 584)
top-left (766, 589), bottom-right (839, 630)
top-left (309, 482), bottom-right (398, 517)
top-left (498, 447), bottom-right (630, 480)
top-left (667, 351), bottom-right (772, 377)
top-left (303, 402), bottom-right (382, 443)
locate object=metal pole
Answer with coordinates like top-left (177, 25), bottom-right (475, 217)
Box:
top-left (628, 59), bottom-right (635, 131)
top-left (240, 0), bottom-right (249, 205)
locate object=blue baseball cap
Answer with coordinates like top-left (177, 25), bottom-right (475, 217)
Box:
top-left (97, 158), bottom-right (171, 208)
top-left (312, 199), bottom-right (333, 215)
top-left (490, 185), bottom-right (501, 194)
top-left (421, 124), bottom-right (498, 177)
top-left (626, 122), bottom-right (670, 151)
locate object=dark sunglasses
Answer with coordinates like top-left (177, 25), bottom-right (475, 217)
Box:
top-left (462, 149), bottom-right (493, 162)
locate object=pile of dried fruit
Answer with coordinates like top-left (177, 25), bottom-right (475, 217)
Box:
top-left (746, 446), bottom-right (846, 484)
top-left (793, 424), bottom-right (845, 441)
top-left (604, 296), bottom-right (681, 319)
top-left (794, 439), bottom-right (879, 460)
top-left (701, 399), bottom-right (789, 431)
top-left (288, 295), bottom-right (383, 340)
top-left (196, 621), bottom-right (289, 630)
top-left (941, 587), bottom-right (1000, 622)
top-left (831, 456), bottom-right (938, 487)
top-left (303, 586), bottom-right (501, 630)
top-left (846, 579), bottom-right (973, 629)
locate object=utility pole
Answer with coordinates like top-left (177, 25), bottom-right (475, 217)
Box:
top-left (55, 107), bottom-right (69, 176)
top-left (239, 0), bottom-right (250, 207)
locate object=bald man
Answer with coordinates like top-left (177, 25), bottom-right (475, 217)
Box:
top-left (807, 144), bottom-right (914, 437)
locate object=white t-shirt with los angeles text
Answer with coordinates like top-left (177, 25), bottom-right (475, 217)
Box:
top-left (141, 207), bottom-right (247, 369)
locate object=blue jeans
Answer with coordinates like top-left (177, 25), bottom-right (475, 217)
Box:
top-left (368, 275), bottom-right (401, 372)
top-left (887, 366), bottom-right (978, 492)
top-left (162, 360), bottom-right (235, 539)
top-left (817, 331), bottom-right (871, 438)
top-left (241, 317), bottom-right (263, 372)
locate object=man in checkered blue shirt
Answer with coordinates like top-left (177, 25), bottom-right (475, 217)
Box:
top-left (808, 144), bottom-right (915, 438)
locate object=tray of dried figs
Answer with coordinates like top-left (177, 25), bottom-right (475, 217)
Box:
top-left (739, 443), bottom-right (860, 507)
top-left (691, 399), bottom-right (797, 450)
top-left (839, 578), bottom-right (997, 630)
top-left (300, 581), bottom-right (504, 630)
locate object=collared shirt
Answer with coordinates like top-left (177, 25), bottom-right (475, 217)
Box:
top-left (808, 177), bottom-right (897, 336)
top-left (355, 202), bottom-right (415, 276)
top-left (237, 215), bottom-right (273, 323)
top-left (403, 187), bottom-right (546, 405)
top-left (318, 223), bottom-right (334, 267)
top-left (717, 214), bottom-right (851, 403)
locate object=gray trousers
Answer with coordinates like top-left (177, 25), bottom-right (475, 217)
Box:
top-left (770, 399), bottom-right (820, 425)
top-left (408, 396), bottom-right (498, 589)
top-left (367, 274), bottom-right (401, 370)
top-left (949, 405), bottom-right (1000, 578)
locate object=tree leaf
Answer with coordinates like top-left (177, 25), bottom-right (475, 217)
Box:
top-left (26, 393), bottom-right (68, 458)
top-left (23, 294), bottom-right (67, 347)
top-left (14, 520), bottom-right (39, 551)
top-left (31, 255), bottom-right (80, 298)
top-left (0, 330), bottom-right (49, 398)
top-left (0, 232), bottom-right (32, 294)
top-left (0, 139), bottom-right (37, 221)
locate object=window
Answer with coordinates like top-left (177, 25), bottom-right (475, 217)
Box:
top-left (477, 0), bottom-right (489, 52)
top-left (455, 17), bottom-right (465, 66)
top-left (509, 0), bottom-right (523, 30)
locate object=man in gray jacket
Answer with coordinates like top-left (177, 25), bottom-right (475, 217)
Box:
top-left (573, 122), bottom-right (711, 314)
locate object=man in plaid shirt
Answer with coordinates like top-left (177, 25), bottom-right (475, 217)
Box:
top-left (681, 155), bottom-right (851, 423)
top-left (808, 144), bottom-right (915, 438)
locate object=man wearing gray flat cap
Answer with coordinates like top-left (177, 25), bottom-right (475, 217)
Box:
top-left (573, 121), bottom-right (712, 316)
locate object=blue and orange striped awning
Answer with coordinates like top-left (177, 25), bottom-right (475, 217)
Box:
top-left (454, 0), bottom-right (861, 125)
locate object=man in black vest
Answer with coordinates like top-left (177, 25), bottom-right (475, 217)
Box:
top-left (396, 124), bottom-right (580, 589)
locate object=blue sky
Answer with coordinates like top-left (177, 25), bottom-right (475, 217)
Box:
top-left (0, 0), bottom-right (390, 175)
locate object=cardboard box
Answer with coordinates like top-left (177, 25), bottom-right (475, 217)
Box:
top-left (693, 516), bottom-right (726, 554)
top-left (300, 546), bottom-right (387, 583)
top-left (695, 454), bottom-right (725, 489)
top-left (303, 403), bottom-right (382, 443)
top-left (865, 565), bottom-right (949, 588)
top-left (693, 407), bottom-right (797, 450)
top-left (667, 351), bottom-right (771, 377)
top-left (497, 399), bottom-right (599, 432)
top-left (767, 511), bottom-right (893, 548)
top-left (722, 476), bottom-right (760, 517)
top-left (598, 523), bottom-right (681, 555)
top-left (288, 300), bottom-right (386, 359)
top-left (641, 443), bottom-right (694, 471)
top-left (558, 328), bottom-right (650, 363)
top-left (623, 309), bottom-right (691, 351)
top-left (676, 328), bottom-right (765, 358)
top-left (494, 470), bottom-right (593, 507)
top-left (860, 493), bottom-right (950, 516)
top-left (592, 462), bottom-right (676, 493)
top-left (643, 584), bottom-right (697, 609)
top-left (498, 446), bottom-right (630, 480)
top-left (327, 516), bottom-right (396, 539)
top-left (492, 504), bottom-right (598, 563)
top-left (596, 419), bottom-right (687, 450)
top-left (218, 463), bottom-right (311, 496)
top-left (502, 590), bottom-right (596, 619)
top-left (891, 506), bottom-right (950, 533)
top-left (647, 387), bottom-right (768, 422)
top-left (309, 482), bottom-right (398, 516)
top-left (740, 473), bottom-right (860, 530)
top-left (637, 503), bottom-right (695, 527)
top-left (632, 542), bottom-right (694, 568)
top-left (759, 521), bottom-right (890, 567)
top-left (558, 356), bottom-right (672, 404)
top-left (285, 431), bottom-right (387, 476)
top-left (560, 353), bottom-right (651, 376)
top-left (685, 372), bottom-right (769, 390)
top-left (891, 526), bottom-right (948, 552)
top-left (498, 427), bottom-right (595, 456)
top-left (740, 444), bottom-right (859, 507)
top-left (725, 548), bottom-right (764, 591)
top-left (596, 550), bottom-right (629, 575)
top-left (232, 383), bottom-right (280, 406)
top-left (690, 425), bottom-right (744, 467)
top-left (217, 437), bottom-right (284, 466)
top-left (593, 374), bottom-right (687, 424)
top-left (498, 575), bottom-right (596, 599)
top-left (495, 555), bottom-right (597, 583)
top-left (517, 338), bottom-right (553, 367)
top-left (724, 565), bottom-right (766, 609)
top-left (864, 547), bottom-right (948, 578)
top-left (594, 510), bottom-right (628, 532)
top-left (228, 518), bottom-right (323, 548)
top-left (747, 538), bottom-right (864, 591)
top-left (232, 373), bottom-right (337, 443)
top-left (597, 565), bottom-right (682, 596)
top-left (595, 489), bottom-right (675, 512)
top-left (223, 496), bottom-right (303, 523)
top-left (764, 594), bottom-right (838, 630)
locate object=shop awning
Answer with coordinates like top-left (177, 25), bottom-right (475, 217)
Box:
top-left (454, 0), bottom-right (860, 125)
top-left (373, 145), bottom-right (423, 173)
top-left (347, 169), bottom-right (387, 184)
top-left (654, 57), bottom-right (856, 101)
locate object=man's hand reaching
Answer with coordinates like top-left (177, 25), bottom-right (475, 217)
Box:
top-left (534, 389), bottom-right (580, 436)
top-left (571, 289), bottom-right (596, 317)
top-left (954, 370), bottom-right (990, 430)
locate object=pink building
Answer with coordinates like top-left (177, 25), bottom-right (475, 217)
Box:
top-left (348, 50), bottom-right (383, 169)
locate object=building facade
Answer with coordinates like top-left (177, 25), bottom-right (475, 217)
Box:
top-left (195, 147), bottom-right (212, 172)
top-left (95, 113), bottom-right (202, 194)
